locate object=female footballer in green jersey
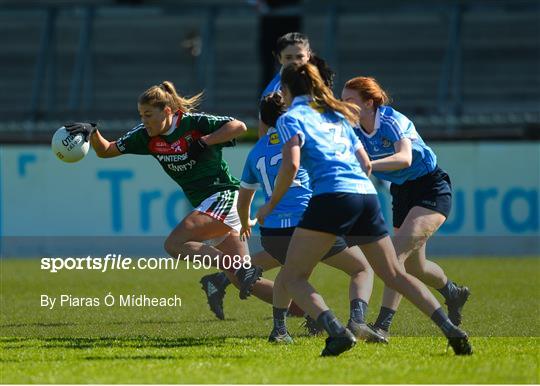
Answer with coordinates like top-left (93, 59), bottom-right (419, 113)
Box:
top-left (65, 81), bottom-right (263, 300)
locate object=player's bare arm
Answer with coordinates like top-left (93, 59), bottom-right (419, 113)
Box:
top-left (355, 145), bottom-right (372, 177)
top-left (91, 130), bottom-right (122, 158)
top-left (270, 136), bottom-right (300, 204)
top-left (202, 119), bottom-right (247, 146)
top-left (371, 138), bottom-right (412, 171)
top-left (237, 187), bottom-right (257, 240)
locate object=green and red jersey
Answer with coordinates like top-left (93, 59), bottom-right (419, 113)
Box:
top-left (115, 111), bottom-right (240, 207)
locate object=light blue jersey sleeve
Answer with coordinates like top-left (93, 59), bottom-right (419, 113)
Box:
top-left (261, 73), bottom-right (281, 99)
top-left (276, 114), bottom-right (305, 147)
top-left (240, 151), bottom-right (260, 190)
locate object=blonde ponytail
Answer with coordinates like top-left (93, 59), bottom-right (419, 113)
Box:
top-left (139, 81), bottom-right (203, 113)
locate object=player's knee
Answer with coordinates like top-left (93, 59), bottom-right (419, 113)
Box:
top-left (281, 269), bottom-right (309, 290)
top-left (346, 257), bottom-right (373, 277)
top-left (390, 269), bottom-right (416, 293)
top-left (410, 220), bottom-right (435, 247)
top-left (163, 236), bottom-right (176, 258)
top-left (411, 234), bottom-right (429, 252)
top-left (283, 278), bottom-right (302, 294)
top-left (395, 235), bottom-right (427, 261)
top-left (361, 263), bottom-right (374, 277)
top-left (164, 234), bottom-right (190, 258)
top-left (379, 264), bottom-right (404, 289)
top-left (404, 258), bottom-right (423, 277)
top-left (164, 223), bottom-right (193, 257)
top-left (274, 270), bottom-right (287, 290)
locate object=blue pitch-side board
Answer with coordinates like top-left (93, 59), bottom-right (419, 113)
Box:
top-left (1, 143), bottom-right (538, 256)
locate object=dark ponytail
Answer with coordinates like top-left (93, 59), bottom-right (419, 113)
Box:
top-left (259, 92), bottom-right (287, 128)
top-left (308, 54), bottom-right (335, 89)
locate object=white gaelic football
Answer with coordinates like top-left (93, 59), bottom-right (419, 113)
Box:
top-left (51, 126), bottom-right (90, 163)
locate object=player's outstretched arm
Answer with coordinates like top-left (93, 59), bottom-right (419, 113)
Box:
top-left (90, 130), bottom-right (122, 158)
top-left (64, 122), bottom-right (122, 158)
top-left (65, 122), bottom-right (121, 158)
top-left (202, 120), bottom-right (247, 146)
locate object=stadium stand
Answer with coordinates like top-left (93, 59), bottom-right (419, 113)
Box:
top-left (0, 0), bottom-right (538, 141)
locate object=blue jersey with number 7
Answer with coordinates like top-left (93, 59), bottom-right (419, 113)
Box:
top-left (241, 127), bottom-right (312, 228)
top-left (276, 95), bottom-right (377, 196)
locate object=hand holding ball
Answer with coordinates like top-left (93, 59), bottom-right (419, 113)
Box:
top-left (51, 122), bottom-right (96, 163)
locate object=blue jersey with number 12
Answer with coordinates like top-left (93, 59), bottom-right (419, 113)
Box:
top-left (241, 127), bottom-right (312, 228)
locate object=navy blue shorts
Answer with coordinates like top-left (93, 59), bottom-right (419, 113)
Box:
top-left (260, 226), bottom-right (348, 265)
top-left (390, 166), bottom-right (452, 228)
top-left (298, 193), bottom-right (388, 246)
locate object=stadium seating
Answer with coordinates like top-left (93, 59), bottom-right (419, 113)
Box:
top-left (0, 0), bottom-right (538, 137)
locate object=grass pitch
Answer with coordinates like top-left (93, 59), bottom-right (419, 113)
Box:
top-left (1, 257), bottom-right (539, 383)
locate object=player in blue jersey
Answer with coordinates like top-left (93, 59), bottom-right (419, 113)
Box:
top-left (259, 31), bottom-right (334, 140)
top-left (261, 32), bottom-right (334, 99)
top-left (238, 92), bottom-right (384, 343)
top-left (341, 77), bottom-right (470, 342)
top-left (255, 63), bottom-right (472, 356)
top-left (200, 32), bottom-right (335, 319)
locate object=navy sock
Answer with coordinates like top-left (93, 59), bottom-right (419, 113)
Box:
top-left (350, 298), bottom-right (368, 324)
top-left (437, 279), bottom-right (458, 301)
top-left (317, 310), bottom-right (346, 337)
top-left (431, 307), bottom-right (460, 337)
top-left (216, 272), bottom-right (231, 288)
top-left (272, 307), bottom-right (288, 334)
top-left (374, 306), bottom-right (396, 332)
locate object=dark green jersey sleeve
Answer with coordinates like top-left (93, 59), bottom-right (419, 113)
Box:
top-left (189, 113), bottom-right (236, 147)
top-left (115, 124), bottom-right (150, 155)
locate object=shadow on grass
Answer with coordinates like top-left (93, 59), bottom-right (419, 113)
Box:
top-left (0, 336), bottom-right (253, 362)
top-left (50, 336), bottom-right (227, 349)
top-left (0, 334), bottom-right (265, 350)
top-left (1, 351), bottom-right (245, 363)
top-left (1, 322), bottom-right (77, 328)
top-left (1, 318), bottom-right (237, 329)
top-left (82, 353), bottom-right (244, 361)
top-left (82, 354), bottom-right (178, 361)
top-left (106, 318), bottom-right (239, 325)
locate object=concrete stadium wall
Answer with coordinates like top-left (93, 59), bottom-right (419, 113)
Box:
top-left (1, 142), bottom-right (538, 256)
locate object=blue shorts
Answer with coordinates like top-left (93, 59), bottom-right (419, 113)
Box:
top-left (390, 166), bottom-right (452, 228)
top-left (298, 193), bottom-right (388, 246)
top-left (260, 226), bottom-right (348, 264)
